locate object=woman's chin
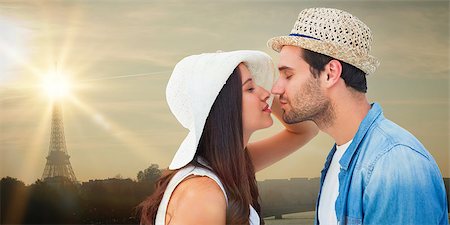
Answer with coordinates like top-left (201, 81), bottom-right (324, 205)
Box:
top-left (262, 117), bottom-right (274, 129)
top-left (247, 117), bottom-right (273, 133)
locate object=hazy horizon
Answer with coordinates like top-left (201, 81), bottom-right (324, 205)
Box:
top-left (1, 1), bottom-right (448, 185)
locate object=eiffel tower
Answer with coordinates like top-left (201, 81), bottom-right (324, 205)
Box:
top-left (41, 100), bottom-right (77, 182)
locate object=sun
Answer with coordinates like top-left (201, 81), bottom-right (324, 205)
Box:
top-left (41, 71), bottom-right (72, 100)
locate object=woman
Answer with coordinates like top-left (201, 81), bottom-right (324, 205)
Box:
top-left (139, 50), bottom-right (318, 225)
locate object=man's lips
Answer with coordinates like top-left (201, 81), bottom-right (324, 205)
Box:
top-left (279, 96), bottom-right (288, 105)
top-left (279, 99), bottom-right (288, 111)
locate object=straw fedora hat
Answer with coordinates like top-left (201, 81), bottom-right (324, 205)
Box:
top-left (267, 8), bottom-right (379, 75)
top-left (166, 50), bottom-right (275, 170)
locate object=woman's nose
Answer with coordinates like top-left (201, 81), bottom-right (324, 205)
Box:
top-left (259, 86), bottom-right (271, 101)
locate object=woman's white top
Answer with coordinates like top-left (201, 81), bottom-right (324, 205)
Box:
top-left (154, 160), bottom-right (260, 225)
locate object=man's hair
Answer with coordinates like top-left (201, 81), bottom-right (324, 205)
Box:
top-left (302, 49), bottom-right (368, 93)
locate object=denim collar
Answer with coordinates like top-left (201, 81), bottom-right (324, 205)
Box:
top-left (337, 102), bottom-right (383, 170)
top-left (319, 103), bottom-right (383, 177)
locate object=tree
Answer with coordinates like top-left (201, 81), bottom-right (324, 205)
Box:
top-left (137, 164), bottom-right (162, 183)
top-left (1, 177), bottom-right (27, 224)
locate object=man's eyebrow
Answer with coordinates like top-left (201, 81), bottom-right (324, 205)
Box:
top-left (242, 78), bottom-right (252, 86)
top-left (278, 66), bottom-right (294, 72)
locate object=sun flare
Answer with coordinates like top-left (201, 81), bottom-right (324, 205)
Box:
top-left (41, 71), bottom-right (72, 100)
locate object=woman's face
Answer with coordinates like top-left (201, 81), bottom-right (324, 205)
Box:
top-left (239, 63), bottom-right (273, 136)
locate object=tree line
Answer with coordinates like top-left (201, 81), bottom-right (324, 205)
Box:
top-left (2, 164), bottom-right (448, 224)
top-left (1, 164), bottom-right (161, 224)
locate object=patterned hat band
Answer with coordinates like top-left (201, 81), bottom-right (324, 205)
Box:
top-left (289, 33), bottom-right (320, 40)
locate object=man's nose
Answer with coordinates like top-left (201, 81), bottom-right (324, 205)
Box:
top-left (271, 79), bottom-right (284, 95)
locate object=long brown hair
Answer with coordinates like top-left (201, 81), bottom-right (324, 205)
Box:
top-left (138, 66), bottom-right (263, 225)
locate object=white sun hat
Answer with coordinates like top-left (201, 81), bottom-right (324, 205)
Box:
top-left (166, 50), bottom-right (275, 170)
top-left (267, 8), bottom-right (379, 75)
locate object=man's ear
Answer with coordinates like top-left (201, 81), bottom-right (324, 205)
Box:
top-left (322, 59), bottom-right (342, 88)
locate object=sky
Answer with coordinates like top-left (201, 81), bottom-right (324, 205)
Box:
top-left (0, 0), bottom-right (448, 185)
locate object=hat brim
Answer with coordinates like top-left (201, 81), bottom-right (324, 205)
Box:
top-left (267, 35), bottom-right (379, 75)
top-left (167, 50), bottom-right (275, 170)
top-left (169, 130), bottom-right (196, 170)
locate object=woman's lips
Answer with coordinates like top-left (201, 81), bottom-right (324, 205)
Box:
top-left (263, 104), bottom-right (271, 113)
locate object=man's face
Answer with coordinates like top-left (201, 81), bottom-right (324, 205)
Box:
top-left (271, 46), bottom-right (331, 124)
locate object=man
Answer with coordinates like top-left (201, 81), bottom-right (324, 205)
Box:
top-left (267, 7), bottom-right (448, 225)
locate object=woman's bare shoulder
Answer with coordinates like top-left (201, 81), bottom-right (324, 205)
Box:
top-left (166, 175), bottom-right (226, 225)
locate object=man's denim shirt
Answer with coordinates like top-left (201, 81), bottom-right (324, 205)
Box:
top-left (315, 103), bottom-right (448, 225)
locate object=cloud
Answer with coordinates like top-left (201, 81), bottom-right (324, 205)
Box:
top-left (380, 99), bottom-right (449, 106)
